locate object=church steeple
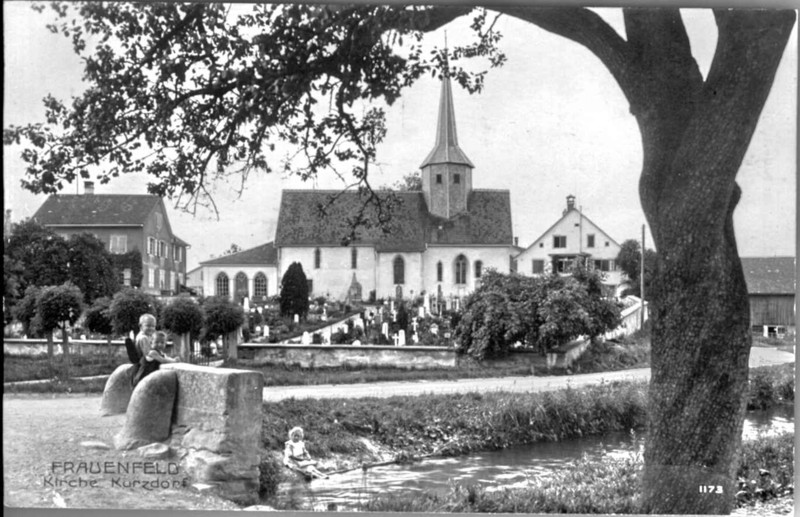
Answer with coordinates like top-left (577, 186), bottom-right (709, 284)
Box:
top-left (419, 71), bottom-right (474, 169)
top-left (420, 59), bottom-right (474, 219)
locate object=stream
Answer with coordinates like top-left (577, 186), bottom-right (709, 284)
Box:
top-left (289, 406), bottom-right (794, 511)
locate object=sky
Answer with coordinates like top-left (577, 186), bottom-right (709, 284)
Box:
top-left (3, 3), bottom-right (797, 271)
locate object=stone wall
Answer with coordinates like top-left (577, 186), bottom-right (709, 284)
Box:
top-left (4, 338), bottom-right (129, 360)
top-left (238, 343), bottom-right (456, 370)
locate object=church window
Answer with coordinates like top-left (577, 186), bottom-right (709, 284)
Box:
top-left (474, 260), bottom-right (483, 279)
top-left (393, 256), bottom-right (405, 285)
top-left (254, 273), bottom-right (268, 298)
top-left (234, 272), bottom-right (249, 303)
top-left (351, 247), bottom-right (358, 269)
top-left (314, 248), bottom-right (321, 269)
top-left (553, 235), bottom-right (567, 248)
top-left (216, 273), bottom-right (230, 297)
top-left (532, 260), bottom-right (545, 274)
top-left (455, 255), bottom-right (468, 284)
top-left (307, 279), bottom-right (314, 294)
top-left (453, 173), bottom-right (461, 184)
top-left (587, 234), bottom-right (595, 248)
top-left (436, 261), bottom-right (443, 282)
top-left (436, 174), bottom-right (442, 184)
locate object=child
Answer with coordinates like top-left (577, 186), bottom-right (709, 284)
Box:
top-left (147, 331), bottom-right (178, 365)
top-left (283, 427), bottom-right (328, 479)
top-left (135, 313), bottom-right (157, 358)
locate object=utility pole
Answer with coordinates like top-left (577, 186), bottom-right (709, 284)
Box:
top-left (640, 224), bottom-right (646, 328)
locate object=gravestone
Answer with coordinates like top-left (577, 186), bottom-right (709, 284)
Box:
top-left (352, 339), bottom-right (361, 346)
top-left (354, 318), bottom-right (364, 330)
top-left (398, 330), bottom-right (406, 346)
top-left (263, 325), bottom-right (269, 338)
top-left (293, 314), bottom-right (299, 324)
top-left (381, 322), bottom-right (390, 339)
top-left (412, 332), bottom-right (419, 344)
top-left (392, 333), bottom-right (399, 346)
top-left (430, 324), bottom-right (439, 336)
top-left (418, 306), bottom-right (425, 319)
top-left (301, 331), bottom-right (311, 345)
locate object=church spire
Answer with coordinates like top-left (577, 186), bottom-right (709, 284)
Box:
top-left (419, 52), bottom-right (474, 169)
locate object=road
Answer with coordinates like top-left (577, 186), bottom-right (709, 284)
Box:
top-left (261, 346), bottom-right (794, 401)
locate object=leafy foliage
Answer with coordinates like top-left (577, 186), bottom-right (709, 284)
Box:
top-left (36, 282), bottom-right (84, 332)
top-left (162, 295), bottom-right (204, 336)
top-left (280, 262), bottom-right (309, 318)
top-left (615, 239), bottom-right (657, 297)
top-left (6, 3), bottom-right (503, 214)
top-left (108, 287), bottom-right (159, 335)
top-left (83, 296), bottom-right (114, 337)
top-left (5, 220), bottom-right (69, 294)
top-left (455, 268), bottom-right (620, 360)
top-left (13, 286), bottom-right (43, 337)
top-left (66, 232), bottom-right (120, 303)
top-left (202, 296), bottom-right (245, 340)
top-left (109, 249), bottom-right (143, 288)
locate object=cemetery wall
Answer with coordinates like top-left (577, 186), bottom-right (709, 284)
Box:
top-left (237, 343), bottom-right (456, 369)
top-left (4, 338), bottom-right (129, 359)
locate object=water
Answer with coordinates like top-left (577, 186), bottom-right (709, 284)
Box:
top-left (291, 407), bottom-right (794, 510)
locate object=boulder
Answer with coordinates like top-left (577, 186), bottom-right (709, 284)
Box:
top-left (137, 442), bottom-right (172, 459)
top-left (114, 369), bottom-right (177, 450)
top-left (100, 363), bottom-right (135, 416)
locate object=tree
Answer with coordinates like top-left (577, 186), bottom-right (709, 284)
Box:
top-left (108, 287), bottom-right (159, 337)
top-left (13, 285), bottom-right (43, 338)
top-left (223, 243), bottom-right (243, 255)
top-left (5, 220), bottom-right (69, 294)
top-left (36, 282), bottom-right (84, 376)
top-left (616, 239), bottom-right (657, 298)
top-left (163, 295), bottom-right (204, 360)
top-left (390, 172), bottom-right (423, 191)
top-left (3, 254), bottom-right (24, 325)
top-left (4, 5), bottom-right (795, 513)
top-left (83, 296), bottom-right (114, 345)
top-left (66, 232), bottom-right (120, 303)
top-left (280, 262), bottom-right (309, 319)
top-left (202, 296), bottom-right (245, 342)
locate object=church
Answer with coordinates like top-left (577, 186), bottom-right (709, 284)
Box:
top-left (272, 72), bottom-right (517, 303)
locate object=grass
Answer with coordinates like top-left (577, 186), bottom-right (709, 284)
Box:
top-left (261, 381), bottom-right (650, 461)
top-left (361, 432), bottom-right (794, 513)
top-left (3, 353), bottom-right (120, 382)
top-left (571, 332), bottom-right (651, 373)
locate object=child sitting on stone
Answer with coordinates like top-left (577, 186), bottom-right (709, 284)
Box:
top-left (134, 330), bottom-right (178, 386)
top-left (283, 426), bottom-right (328, 479)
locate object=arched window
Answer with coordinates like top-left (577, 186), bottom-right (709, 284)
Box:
top-left (216, 272), bottom-right (230, 297)
top-left (474, 260), bottom-right (483, 279)
top-left (436, 261), bottom-right (443, 282)
top-left (393, 256), bottom-right (405, 285)
top-left (455, 255), bottom-right (468, 285)
top-left (234, 272), bottom-right (249, 303)
top-left (314, 248), bottom-right (321, 269)
top-left (351, 247), bottom-right (358, 269)
top-left (254, 272), bottom-right (268, 298)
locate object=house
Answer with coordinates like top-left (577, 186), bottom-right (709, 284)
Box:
top-left (198, 242), bottom-right (279, 304)
top-left (270, 71), bottom-right (516, 303)
top-left (186, 266), bottom-right (204, 297)
top-left (32, 185), bottom-right (189, 296)
top-left (514, 195), bottom-right (623, 287)
top-left (741, 256), bottom-right (796, 338)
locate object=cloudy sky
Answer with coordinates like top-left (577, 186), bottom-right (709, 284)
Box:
top-left (4, 4), bottom-right (796, 271)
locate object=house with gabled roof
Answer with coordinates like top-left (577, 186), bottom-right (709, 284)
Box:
top-left (32, 184), bottom-right (189, 296)
top-left (515, 195), bottom-right (623, 287)
top-left (267, 71), bottom-right (517, 302)
top-left (198, 242), bottom-right (279, 304)
top-left (741, 256), bottom-right (796, 337)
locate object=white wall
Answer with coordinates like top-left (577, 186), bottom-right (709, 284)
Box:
top-left (376, 251), bottom-right (424, 299)
top-left (422, 246), bottom-right (513, 298)
top-left (279, 246), bottom-right (377, 300)
top-left (202, 265), bottom-right (278, 300)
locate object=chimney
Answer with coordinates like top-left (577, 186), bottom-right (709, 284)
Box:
top-left (566, 195), bottom-right (575, 211)
top-left (84, 181), bottom-right (95, 195)
top-left (514, 236), bottom-right (519, 247)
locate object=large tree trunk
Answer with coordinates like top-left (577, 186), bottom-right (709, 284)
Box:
top-left (499, 7), bottom-right (795, 514)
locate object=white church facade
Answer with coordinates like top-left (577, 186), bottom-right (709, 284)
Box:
top-left (273, 72), bottom-right (517, 302)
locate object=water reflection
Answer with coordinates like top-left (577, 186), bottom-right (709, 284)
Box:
top-left (294, 407), bottom-right (794, 510)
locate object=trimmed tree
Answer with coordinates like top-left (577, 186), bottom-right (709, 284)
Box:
top-left (202, 296), bottom-right (245, 357)
top-left (108, 287), bottom-right (159, 337)
top-left (280, 262), bottom-right (309, 319)
top-left (36, 282), bottom-right (84, 377)
top-left (162, 295), bottom-right (204, 360)
top-left (615, 239), bottom-right (657, 298)
top-left (83, 296), bottom-right (115, 346)
top-left (13, 285), bottom-right (42, 338)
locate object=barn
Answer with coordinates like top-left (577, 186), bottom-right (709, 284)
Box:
top-left (741, 256), bottom-right (796, 338)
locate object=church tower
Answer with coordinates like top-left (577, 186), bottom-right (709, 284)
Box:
top-left (420, 71), bottom-right (474, 219)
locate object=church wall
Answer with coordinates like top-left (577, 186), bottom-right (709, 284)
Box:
top-left (423, 163), bottom-right (450, 218)
top-left (423, 246), bottom-right (512, 298)
top-left (279, 246), bottom-right (376, 300)
top-left (447, 165), bottom-right (472, 215)
top-left (376, 251), bottom-right (424, 299)
top-left (201, 265), bottom-right (278, 301)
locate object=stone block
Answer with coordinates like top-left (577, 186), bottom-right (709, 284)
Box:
top-left (100, 363), bottom-right (135, 416)
top-left (114, 369), bottom-right (177, 450)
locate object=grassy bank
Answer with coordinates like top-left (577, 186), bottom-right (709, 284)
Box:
top-left (261, 381), bottom-right (649, 464)
top-left (361, 432), bottom-right (794, 513)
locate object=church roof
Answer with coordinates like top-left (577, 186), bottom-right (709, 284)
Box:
top-left (33, 194), bottom-right (161, 226)
top-left (275, 189), bottom-right (512, 252)
top-left (419, 73), bottom-right (474, 169)
top-left (200, 242), bottom-right (278, 266)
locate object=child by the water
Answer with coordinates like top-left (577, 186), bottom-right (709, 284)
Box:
top-left (283, 427), bottom-right (328, 479)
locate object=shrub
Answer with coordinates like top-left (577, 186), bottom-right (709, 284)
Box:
top-left (83, 297), bottom-right (114, 339)
top-left (258, 453), bottom-right (285, 498)
top-left (108, 288), bottom-right (159, 336)
top-left (280, 262), bottom-right (309, 318)
top-left (746, 364), bottom-right (794, 410)
top-left (13, 285), bottom-right (43, 337)
top-left (202, 296), bottom-right (245, 341)
top-left (162, 296), bottom-right (204, 338)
